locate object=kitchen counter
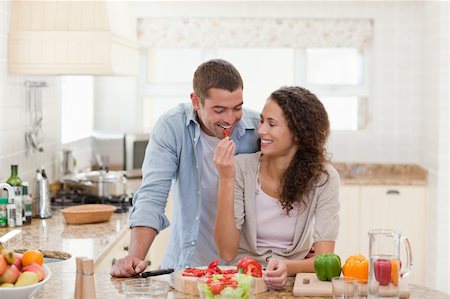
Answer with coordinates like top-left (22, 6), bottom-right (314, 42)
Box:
top-left (333, 163), bottom-right (427, 185)
top-left (0, 212), bottom-right (447, 298)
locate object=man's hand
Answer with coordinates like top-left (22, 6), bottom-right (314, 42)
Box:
top-left (110, 255), bottom-right (148, 278)
top-left (264, 259), bottom-right (288, 289)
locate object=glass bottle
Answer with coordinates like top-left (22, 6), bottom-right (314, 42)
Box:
top-left (22, 182), bottom-right (33, 225)
top-left (6, 165), bottom-right (23, 196)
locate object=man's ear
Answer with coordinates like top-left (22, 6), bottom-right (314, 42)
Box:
top-left (191, 92), bottom-right (201, 111)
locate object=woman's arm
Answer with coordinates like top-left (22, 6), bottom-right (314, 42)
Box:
top-left (214, 138), bottom-right (240, 262)
top-left (265, 241), bottom-right (335, 288)
top-left (283, 241), bottom-right (335, 275)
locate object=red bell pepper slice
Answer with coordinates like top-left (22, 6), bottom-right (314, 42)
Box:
top-left (236, 257), bottom-right (263, 277)
top-left (182, 268), bottom-right (206, 277)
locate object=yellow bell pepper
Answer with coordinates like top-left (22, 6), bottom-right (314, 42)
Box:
top-left (342, 254), bottom-right (369, 283)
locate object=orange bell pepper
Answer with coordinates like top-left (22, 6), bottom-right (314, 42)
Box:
top-left (342, 254), bottom-right (369, 283)
top-left (391, 259), bottom-right (400, 286)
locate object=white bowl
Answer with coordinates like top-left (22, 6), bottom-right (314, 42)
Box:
top-left (0, 264), bottom-right (51, 299)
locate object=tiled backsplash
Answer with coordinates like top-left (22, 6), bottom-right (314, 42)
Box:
top-left (0, 3), bottom-right (92, 192)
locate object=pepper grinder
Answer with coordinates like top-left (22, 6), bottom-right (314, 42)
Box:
top-left (81, 258), bottom-right (96, 299)
top-left (74, 256), bottom-right (85, 299)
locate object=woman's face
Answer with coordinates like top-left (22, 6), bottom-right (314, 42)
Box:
top-left (258, 99), bottom-right (298, 158)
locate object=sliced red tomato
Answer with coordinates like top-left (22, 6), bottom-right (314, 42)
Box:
top-left (207, 281), bottom-right (225, 295)
top-left (236, 257), bottom-right (263, 277)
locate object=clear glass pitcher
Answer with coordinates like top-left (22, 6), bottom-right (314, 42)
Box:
top-left (368, 229), bottom-right (412, 298)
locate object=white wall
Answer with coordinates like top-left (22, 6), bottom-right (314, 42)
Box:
top-left (0, 1), bottom-right (92, 193)
top-left (421, 1), bottom-right (449, 292)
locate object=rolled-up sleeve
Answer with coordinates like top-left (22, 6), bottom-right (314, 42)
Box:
top-left (129, 117), bottom-right (179, 233)
top-left (313, 166), bottom-right (341, 242)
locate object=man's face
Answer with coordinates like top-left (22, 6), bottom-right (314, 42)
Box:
top-left (191, 88), bottom-right (244, 138)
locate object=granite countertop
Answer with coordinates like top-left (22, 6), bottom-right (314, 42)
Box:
top-left (0, 211), bottom-right (447, 298)
top-left (333, 163), bottom-right (428, 185)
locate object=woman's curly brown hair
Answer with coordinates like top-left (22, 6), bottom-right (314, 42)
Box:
top-left (268, 86), bottom-right (330, 213)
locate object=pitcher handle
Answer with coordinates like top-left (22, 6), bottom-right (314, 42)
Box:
top-left (401, 236), bottom-right (413, 278)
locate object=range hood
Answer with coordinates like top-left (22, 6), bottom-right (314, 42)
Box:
top-left (8, 0), bottom-right (138, 75)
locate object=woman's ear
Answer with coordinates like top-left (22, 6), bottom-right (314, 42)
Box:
top-left (190, 92), bottom-right (201, 111)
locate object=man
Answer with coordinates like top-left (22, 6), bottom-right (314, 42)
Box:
top-left (111, 59), bottom-right (260, 277)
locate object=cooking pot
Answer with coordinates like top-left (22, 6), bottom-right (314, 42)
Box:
top-left (63, 170), bottom-right (127, 199)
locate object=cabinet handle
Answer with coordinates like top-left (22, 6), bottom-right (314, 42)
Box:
top-left (386, 189), bottom-right (400, 195)
top-left (112, 258), bottom-right (117, 266)
top-left (123, 245), bottom-right (129, 251)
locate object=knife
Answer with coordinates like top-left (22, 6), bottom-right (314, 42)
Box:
top-left (140, 268), bottom-right (174, 278)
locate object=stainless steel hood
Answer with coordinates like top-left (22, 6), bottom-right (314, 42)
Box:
top-left (8, 0), bottom-right (139, 75)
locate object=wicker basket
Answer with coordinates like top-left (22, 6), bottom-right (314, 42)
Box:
top-left (61, 204), bottom-right (116, 225)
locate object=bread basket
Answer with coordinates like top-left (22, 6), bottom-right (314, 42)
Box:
top-left (61, 204), bottom-right (116, 224)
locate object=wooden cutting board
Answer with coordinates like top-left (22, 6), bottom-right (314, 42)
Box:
top-left (293, 273), bottom-right (410, 298)
top-left (173, 266), bottom-right (268, 296)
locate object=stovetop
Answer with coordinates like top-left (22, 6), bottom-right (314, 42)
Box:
top-left (51, 189), bottom-right (132, 213)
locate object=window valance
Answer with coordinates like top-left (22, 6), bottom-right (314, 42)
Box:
top-left (138, 18), bottom-right (373, 49)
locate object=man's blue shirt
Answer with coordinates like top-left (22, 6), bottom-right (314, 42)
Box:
top-left (129, 102), bottom-right (260, 269)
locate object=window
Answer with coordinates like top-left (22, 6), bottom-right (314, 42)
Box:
top-left (61, 76), bottom-right (94, 143)
top-left (142, 47), bottom-right (368, 131)
top-left (303, 48), bottom-right (367, 130)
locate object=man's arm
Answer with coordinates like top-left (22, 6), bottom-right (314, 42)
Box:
top-left (110, 227), bottom-right (158, 277)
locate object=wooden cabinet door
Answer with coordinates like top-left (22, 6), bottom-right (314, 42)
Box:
top-left (95, 229), bottom-right (131, 274)
top-left (146, 195), bottom-right (174, 270)
top-left (335, 185), bottom-right (362, 261)
top-left (359, 185), bottom-right (426, 285)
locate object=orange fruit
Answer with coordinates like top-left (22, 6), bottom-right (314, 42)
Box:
top-left (21, 249), bottom-right (44, 267)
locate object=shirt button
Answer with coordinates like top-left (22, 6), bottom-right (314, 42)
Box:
top-left (194, 138), bottom-right (196, 142)
top-left (191, 241), bottom-right (196, 246)
top-left (197, 191), bottom-right (200, 195)
top-left (195, 216), bottom-right (199, 220)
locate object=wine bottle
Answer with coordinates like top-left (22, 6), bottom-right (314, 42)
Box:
top-left (6, 165), bottom-right (22, 227)
top-left (6, 165), bottom-right (22, 197)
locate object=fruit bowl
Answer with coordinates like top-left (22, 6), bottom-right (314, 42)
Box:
top-left (0, 264), bottom-right (51, 299)
top-left (197, 273), bottom-right (254, 299)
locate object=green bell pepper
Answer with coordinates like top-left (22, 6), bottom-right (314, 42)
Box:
top-left (314, 253), bottom-right (342, 281)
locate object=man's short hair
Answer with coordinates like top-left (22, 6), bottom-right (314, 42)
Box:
top-left (193, 59), bottom-right (243, 103)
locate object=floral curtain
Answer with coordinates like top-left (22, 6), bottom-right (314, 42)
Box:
top-left (138, 18), bottom-right (373, 49)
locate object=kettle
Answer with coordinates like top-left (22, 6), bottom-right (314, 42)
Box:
top-left (33, 167), bottom-right (52, 218)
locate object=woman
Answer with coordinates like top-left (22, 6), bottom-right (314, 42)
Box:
top-left (214, 86), bottom-right (340, 288)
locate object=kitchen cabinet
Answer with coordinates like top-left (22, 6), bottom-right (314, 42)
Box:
top-left (335, 185), bottom-right (361, 262)
top-left (335, 184), bottom-right (426, 285)
top-left (95, 196), bottom-right (173, 273)
top-left (95, 229), bottom-right (132, 273)
top-left (359, 185), bottom-right (426, 285)
top-left (146, 196), bottom-right (174, 270)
